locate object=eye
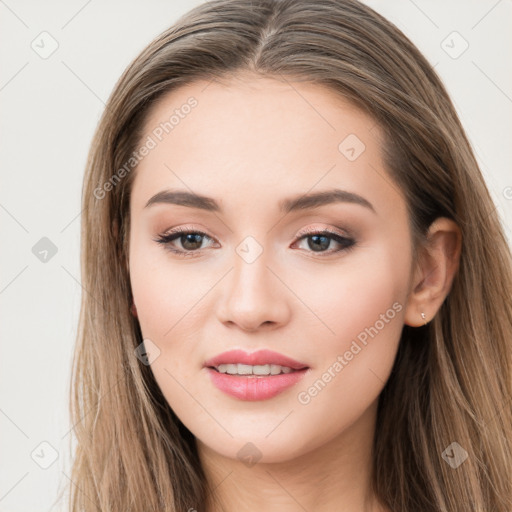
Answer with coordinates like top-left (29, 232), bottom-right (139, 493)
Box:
top-left (153, 227), bottom-right (216, 257)
top-left (154, 226), bottom-right (357, 258)
top-left (292, 228), bottom-right (356, 255)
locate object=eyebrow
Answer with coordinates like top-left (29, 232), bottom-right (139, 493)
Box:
top-left (144, 188), bottom-right (376, 215)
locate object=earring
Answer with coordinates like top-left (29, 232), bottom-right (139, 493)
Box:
top-left (130, 301), bottom-right (138, 318)
top-left (421, 312), bottom-right (427, 325)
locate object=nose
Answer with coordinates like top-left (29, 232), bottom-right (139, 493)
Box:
top-left (215, 247), bottom-right (291, 332)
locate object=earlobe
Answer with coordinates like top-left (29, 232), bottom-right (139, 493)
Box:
top-left (403, 217), bottom-right (462, 327)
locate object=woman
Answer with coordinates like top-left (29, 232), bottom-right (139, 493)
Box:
top-left (66, 0), bottom-right (512, 510)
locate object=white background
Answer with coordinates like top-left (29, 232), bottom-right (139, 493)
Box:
top-left (1, 1), bottom-right (511, 510)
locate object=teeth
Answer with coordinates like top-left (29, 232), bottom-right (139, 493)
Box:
top-left (216, 363), bottom-right (295, 375)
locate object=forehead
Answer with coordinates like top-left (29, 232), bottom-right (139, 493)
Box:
top-left (130, 74), bottom-right (404, 220)
top-left (140, 74), bottom-right (378, 162)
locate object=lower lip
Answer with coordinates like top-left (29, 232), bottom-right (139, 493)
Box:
top-left (205, 367), bottom-right (309, 401)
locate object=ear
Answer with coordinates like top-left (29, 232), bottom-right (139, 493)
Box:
top-left (403, 217), bottom-right (462, 327)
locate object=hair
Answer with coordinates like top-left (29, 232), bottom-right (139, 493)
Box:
top-left (62, 0), bottom-right (512, 510)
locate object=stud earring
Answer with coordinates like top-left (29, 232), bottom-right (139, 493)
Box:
top-left (421, 312), bottom-right (427, 325)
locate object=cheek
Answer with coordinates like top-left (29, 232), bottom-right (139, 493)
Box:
top-left (331, 265), bottom-right (404, 345)
top-left (285, 258), bottom-right (407, 453)
top-left (290, 244), bottom-right (408, 406)
top-left (129, 241), bottom-right (208, 340)
top-left (293, 244), bottom-right (408, 351)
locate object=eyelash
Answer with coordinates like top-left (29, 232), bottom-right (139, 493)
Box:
top-left (153, 226), bottom-right (357, 258)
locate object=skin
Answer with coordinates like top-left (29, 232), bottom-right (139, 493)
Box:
top-left (128, 73), bottom-right (461, 511)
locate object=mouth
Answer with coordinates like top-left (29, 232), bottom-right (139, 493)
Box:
top-left (207, 363), bottom-right (306, 376)
top-left (203, 349), bottom-right (310, 401)
top-left (203, 348), bottom-right (309, 373)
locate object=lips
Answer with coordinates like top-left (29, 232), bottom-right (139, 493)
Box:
top-left (203, 349), bottom-right (310, 400)
top-left (203, 349), bottom-right (309, 371)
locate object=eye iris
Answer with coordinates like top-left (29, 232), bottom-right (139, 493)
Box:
top-left (181, 233), bottom-right (203, 250)
top-left (308, 234), bottom-right (330, 252)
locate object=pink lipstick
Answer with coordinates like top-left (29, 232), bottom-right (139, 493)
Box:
top-left (204, 349), bottom-right (310, 401)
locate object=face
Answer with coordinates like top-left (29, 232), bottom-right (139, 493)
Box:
top-left (128, 74), bottom-right (414, 463)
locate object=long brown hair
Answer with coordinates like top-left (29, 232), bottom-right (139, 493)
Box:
top-left (63, 0), bottom-right (512, 510)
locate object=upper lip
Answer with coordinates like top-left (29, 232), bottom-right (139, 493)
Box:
top-left (204, 349), bottom-right (309, 370)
